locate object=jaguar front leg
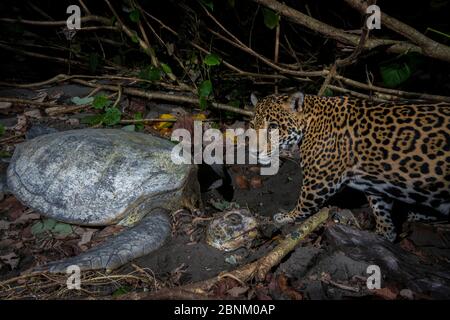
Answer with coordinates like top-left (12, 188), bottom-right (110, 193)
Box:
top-left (274, 173), bottom-right (340, 224)
top-left (366, 194), bottom-right (397, 241)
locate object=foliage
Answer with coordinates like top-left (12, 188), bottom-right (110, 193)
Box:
top-left (380, 62), bottom-right (412, 88)
top-left (79, 95), bottom-right (122, 126)
top-left (139, 65), bottom-right (162, 81)
top-left (262, 8), bottom-right (280, 29)
top-left (31, 219), bottom-right (73, 237)
top-left (199, 0), bottom-right (214, 11)
top-left (103, 107), bottom-right (122, 126)
top-left (203, 53), bottom-right (221, 66)
top-left (71, 96), bottom-right (94, 105)
top-left (89, 53), bottom-right (100, 73)
top-left (134, 112), bottom-right (144, 131)
top-left (129, 9), bottom-right (140, 23)
top-left (93, 94), bottom-right (112, 109)
top-left (198, 80), bottom-right (213, 110)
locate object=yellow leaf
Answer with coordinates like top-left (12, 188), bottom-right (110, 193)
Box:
top-left (154, 114), bottom-right (176, 129)
top-left (193, 113), bottom-right (207, 121)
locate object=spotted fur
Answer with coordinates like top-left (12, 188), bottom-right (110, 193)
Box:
top-left (250, 92), bottom-right (450, 241)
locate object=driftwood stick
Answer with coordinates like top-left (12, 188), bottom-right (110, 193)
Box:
top-left (0, 84), bottom-right (253, 117)
top-left (70, 79), bottom-right (254, 116)
top-left (129, 207), bottom-right (330, 299)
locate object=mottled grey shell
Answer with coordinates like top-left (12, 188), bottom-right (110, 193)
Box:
top-left (7, 129), bottom-right (192, 226)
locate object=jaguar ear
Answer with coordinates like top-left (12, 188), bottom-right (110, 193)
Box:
top-left (290, 92), bottom-right (304, 112)
top-left (250, 92), bottom-right (259, 107)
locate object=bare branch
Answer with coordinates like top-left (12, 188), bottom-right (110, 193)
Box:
top-left (343, 0), bottom-right (450, 63)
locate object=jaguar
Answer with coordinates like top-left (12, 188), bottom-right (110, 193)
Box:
top-left (249, 92), bottom-right (450, 241)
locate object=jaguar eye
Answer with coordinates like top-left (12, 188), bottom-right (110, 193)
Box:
top-left (268, 123), bottom-right (278, 130)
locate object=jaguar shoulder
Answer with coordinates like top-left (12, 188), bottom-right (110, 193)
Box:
top-left (250, 92), bottom-right (450, 241)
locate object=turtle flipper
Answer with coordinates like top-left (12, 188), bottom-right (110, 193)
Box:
top-left (38, 210), bottom-right (171, 273)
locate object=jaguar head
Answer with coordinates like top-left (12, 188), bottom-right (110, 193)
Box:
top-left (249, 92), bottom-right (306, 165)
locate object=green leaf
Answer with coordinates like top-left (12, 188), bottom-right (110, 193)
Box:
top-left (203, 53), bottom-right (221, 66)
top-left (139, 66), bottom-right (161, 81)
top-left (227, 0), bottom-right (235, 7)
top-left (0, 150), bottom-right (11, 158)
top-left (199, 96), bottom-right (207, 110)
top-left (81, 114), bottom-right (104, 125)
top-left (134, 112), bottom-right (144, 131)
top-left (210, 199), bottom-right (239, 211)
top-left (129, 9), bottom-right (140, 23)
top-left (103, 107), bottom-right (122, 126)
top-left (210, 122), bottom-right (220, 129)
top-left (71, 96), bottom-right (94, 106)
top-left (112, 286), bottom-right (130, 297)
top-left (160, 63), bottom-right (172, 74)
top-left (31, 218), bottom-right (57, 235)
top-left (323, 88), bottom-right (334, 96)
top-left (93, 95), bottom-right (112, 110)
top-left (131, 31), bottom-right (139, 44)
top-left (262, 8), bottom-right (280, 30)
top-left (380, 63), bottom-right (412, 88)
top-left (0, 124), bottom-right (5, 136)
top-left (52, 223), bottom-right (73, 236)
top-left (199, 0), bottom-right (214, 11)
top-left (198, 80), bottom-right (213, 97)
top-left (89, 53), bottom-right (99, 73)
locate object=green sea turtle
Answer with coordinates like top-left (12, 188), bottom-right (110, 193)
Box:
top-left (7, 128), bottom-right (201, 272)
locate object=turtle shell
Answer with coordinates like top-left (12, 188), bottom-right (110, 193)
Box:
top-left (7, 129), bottom-right (193, 226)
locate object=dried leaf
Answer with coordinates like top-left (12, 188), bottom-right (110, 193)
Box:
top-left (24, 109), bottom-right (42, 119)
top-left (235, 175), bottom-right (249, 189)
top-left (227, 286), bottom-right (249, 297)
top-left (78, 229), bottom-right (95, 247)
top-left (373, 286), bottom-right (399, 300)
top-left (250, 176), bottom-right (263, 189)
top-left (32, 91), bottom-right (48, 103)
top-left (13, 212), bottom-right (40, 224)
top-left (14, 115), bottom-right (27, 132)
top-left (0, 252), bottom-right (19, 269)
top-left (0, 220), bottom-right (10, 230)
top-left (66, 118), bottom-right (80, 126)
top-left (95, 225), bottom-right (124, 240)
